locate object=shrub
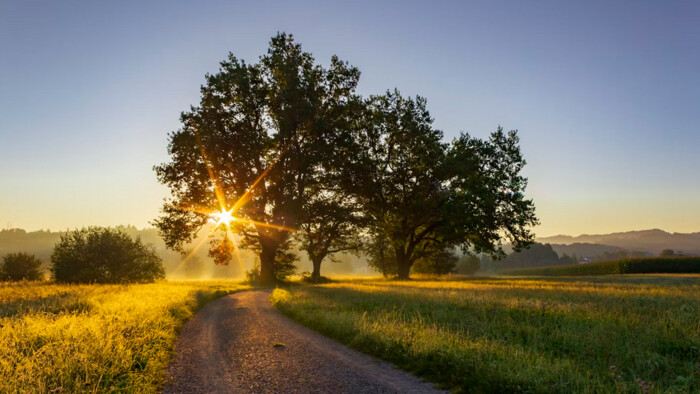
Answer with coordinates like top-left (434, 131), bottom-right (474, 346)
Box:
top-left (412, 250), bottom-right (459, 275)
top-left (456, 254), bottom-right (481, 275)
top-left (51, 227), bottom-right (165, 283)
top-left (1, 252), bottom-right (44, 281)
top-left (500, 256), bottom-right (700, 276)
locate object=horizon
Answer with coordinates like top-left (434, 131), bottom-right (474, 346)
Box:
top-left (2, 1), bottom-right (699, 237)
top-left (3, 223), bottom-right (699, 240)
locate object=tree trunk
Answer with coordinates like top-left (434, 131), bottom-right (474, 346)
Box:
top-left (311, 256), bottom-right (323, 281)
top-left (396, 251), bottom-right (412, 279)
top-left (259, 239), bottom-right (278, 285)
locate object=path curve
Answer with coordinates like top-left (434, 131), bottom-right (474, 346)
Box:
top-left (164, 290), bottom-right (443, 393)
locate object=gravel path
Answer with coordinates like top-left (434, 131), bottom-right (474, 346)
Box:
top-left (164, 290), bottom-right (444, 393)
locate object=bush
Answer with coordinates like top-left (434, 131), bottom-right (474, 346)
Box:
top-left (500, 256), bottom-right (700, 276)
top-left (1, 252), bottom-right (44, 281)
top-left (245, 264), bottom-right (261, 284)
top-left (456, 254), bottom-right (481, 275)
top-left (412, 250), bottom-right (458, 275)
top-left (51, 227), bottom-right (165, 283)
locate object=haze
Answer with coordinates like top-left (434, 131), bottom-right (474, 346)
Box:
top-left (1, 1), bottom-right (699, 237)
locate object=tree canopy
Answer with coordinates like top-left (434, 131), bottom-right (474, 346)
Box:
top-left (1, 252), bottom-right (44, 281)
top-left (154, 33), bottom-right (362, 284)
top-left (51, 227), bottom-right (165, 283)
top-left (349, 90), bottom-right (538, 278)
top-left (155, 33), bottom-right (538, 281)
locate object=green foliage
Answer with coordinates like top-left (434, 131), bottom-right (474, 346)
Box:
top-left (1, 252), bottom-right (43, 281)
top-left (661, 248), bottom-right (678, 257)
top-left (349, 91), bottom-right (538, 278)
top-left (155, 33), bottom-right (538, 282)
top-left (455, 254), bottom-right (481, 275)
top-left (412, 249), bottom-right (458, 275)
top-left (154, 32), bottom-right (361, 284)
top-left (495, 242), bottom-right (563, 270)
top-left (273, 276), bottom-right (700, 392)
top-left (501, 256), bottom-right (700, 276)
top-left (297, 197), bottom-right (364, 280)
top-left (558, 253), bottom-right (578, 265)
top-left (364, 232), bottom-right (397, 277)
top-left (50, 227), bottom-right (165, 284)
top-left (245, 243), bottom-right (297, 285)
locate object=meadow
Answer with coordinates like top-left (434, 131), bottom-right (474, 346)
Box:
top-left (0, 280), bottom-right (248, 393)
top-left (272, 275), bottom-right (700, 393)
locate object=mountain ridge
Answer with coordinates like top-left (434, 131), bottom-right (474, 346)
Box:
top-left (538, 229), bottom-right (700, 255)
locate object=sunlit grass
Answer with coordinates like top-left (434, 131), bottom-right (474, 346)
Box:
top-left (272, 275), bottom-right (700, 393)
top-left (0, 281), bottom-right (249, 393)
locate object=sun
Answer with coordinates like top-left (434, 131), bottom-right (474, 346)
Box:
top-left (210, 208), bottom-right (236, 226)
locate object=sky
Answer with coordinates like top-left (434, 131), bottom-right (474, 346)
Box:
top-left (1, 0), bottom-right (699, 237)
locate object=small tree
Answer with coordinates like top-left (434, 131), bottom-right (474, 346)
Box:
top-left (1, 252), bottom-right (44, 281)
top-left (51, 227), bottom-right (165, 283)
top-left (297, 198), bottom-right (364, 281)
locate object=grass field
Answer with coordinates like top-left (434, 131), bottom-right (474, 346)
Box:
top-left (0, 280), bottom-right (248, 393)
top-left (272, 275), bottom-right (700, 393)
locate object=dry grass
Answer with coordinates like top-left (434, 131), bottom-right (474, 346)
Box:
top-left (0, 281), bottom-right (248, 393)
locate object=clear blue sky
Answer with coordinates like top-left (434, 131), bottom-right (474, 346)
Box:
top-left (1, 0), bottom-right (699, 236)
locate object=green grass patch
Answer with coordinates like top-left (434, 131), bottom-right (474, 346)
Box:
top-left (500, 256), bottom-right (700, 276)
top-left (0, 281), bottom-right (249, 393)
top-left (271, 276), bottom-right (700, 393)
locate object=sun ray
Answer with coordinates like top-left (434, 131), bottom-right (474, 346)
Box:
top-left (245, 218), bottom-right (296, 233)
top-left (171, 230), bottom-right (214, 274)
top-left (176, 127), bottom-right (303, 258)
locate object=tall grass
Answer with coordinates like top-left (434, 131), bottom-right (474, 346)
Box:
top-left (500, 257), bottom-right (700, 276)
top-left (272, 276), bottom-right (700, 393)
top-left (0, 281), bottom-right (248, 393)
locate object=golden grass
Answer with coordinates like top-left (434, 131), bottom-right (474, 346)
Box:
top-left (0, 281), bottom-right (249, 393)
top-left (272, 275), bottom-right (700, 393)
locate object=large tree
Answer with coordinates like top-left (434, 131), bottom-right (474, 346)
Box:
top-left (154, 33), bottom-right (360, 284)
top-left (352, 90), bottom-right (538, 279)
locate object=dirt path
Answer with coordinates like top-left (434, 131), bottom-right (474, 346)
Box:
top-left (164, 290), bottom-right (444, 393)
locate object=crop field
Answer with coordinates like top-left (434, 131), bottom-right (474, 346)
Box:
top-left (0, 281), bottom-right (248, 393)
top-left (500, 257), bottom-right (700, 276)
top-left (272, 275), bottom-right (700, 393)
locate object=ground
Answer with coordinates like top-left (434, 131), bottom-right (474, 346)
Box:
top-left (0, 281), bottom-right (248, 393)
top-left (272, 275), bottom-right (700, 393)
top-left (164, 290), bottom-right (441, 393)
top-left (2, 275), bottom-right (699, 393)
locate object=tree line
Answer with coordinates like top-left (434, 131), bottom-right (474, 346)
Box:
top-left (1, 227), bottom-right (165, 283)
top-left (154, 33), bottom-right (539, 283)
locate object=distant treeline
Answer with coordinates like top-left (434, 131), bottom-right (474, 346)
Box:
top-left (487, 242), bottom-right (650, 271)
top-left (0, 227), bottom-right (248, 279)
top-left (0, 227), bottom-right (365, 279)
top-left (499, 256), bottom-right (700, 276)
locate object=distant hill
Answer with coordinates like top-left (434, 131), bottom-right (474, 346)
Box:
top-left (539, 229), bottom-right (700, 256)
top-left (549, 243), bottom-right (630, 259)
